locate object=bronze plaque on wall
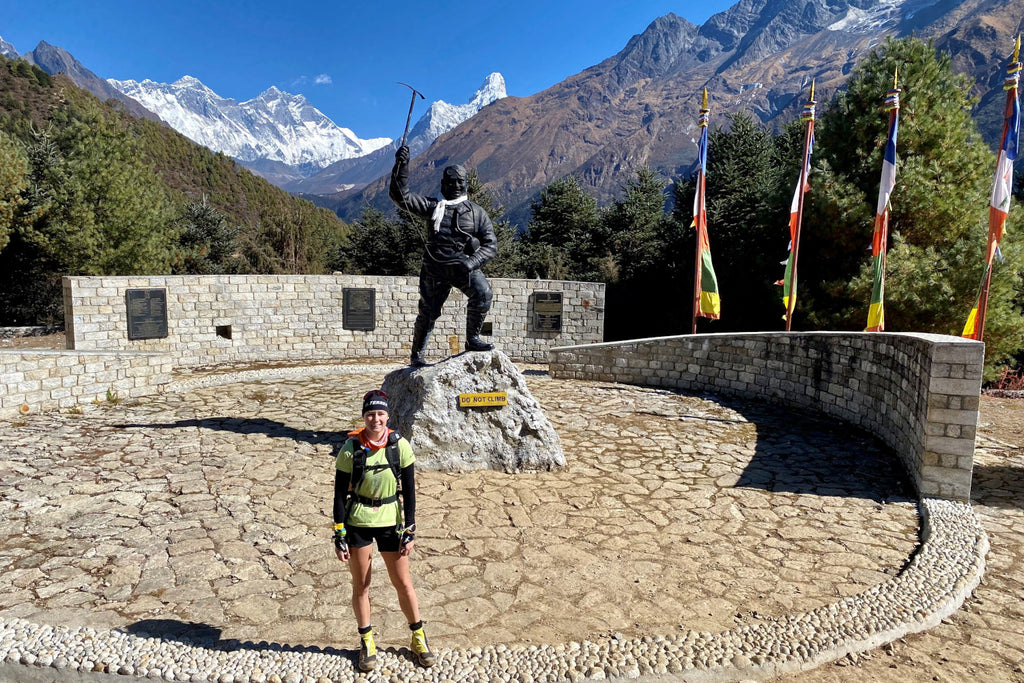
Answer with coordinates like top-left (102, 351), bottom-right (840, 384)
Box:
top-left (343, 288), bottom-right (376, 330)
top-left (531, 291), bottom-right (563, 332)
top-left (126, 288), bottom-right (168, 340)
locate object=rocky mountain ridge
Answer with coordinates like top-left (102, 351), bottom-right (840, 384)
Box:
top-left (3, 35), bottom-right (506, 193)
top-left (19, 40), bottom-right (161, 122)
top-left (333, 0), bottom-right (1023, 228)
top-left (108, 75), bottom-right (391, 177)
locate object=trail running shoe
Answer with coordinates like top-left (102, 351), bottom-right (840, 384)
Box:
top-left (358, 630), bottom-right (377, 672)
top-left (410, 626), bottom-right (436, 667)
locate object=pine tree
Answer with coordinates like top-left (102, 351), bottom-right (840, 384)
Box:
top-left (604, 167), bottom-right (669, 284)
top-left (602, 167), bottom-right (691, 339)
top-left (172, 199), bottom-right (244, 274)
top-left (0, 129), bottom-right (30, 253)
top-left (334, 206), bottom-right (421, 276)
top-left (19, 103), bottom-right (175, 277)
top-left (523, 175), bottom-right (604, 280)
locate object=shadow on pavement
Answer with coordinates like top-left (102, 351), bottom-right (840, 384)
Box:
top-left (117, 417), bottom-right (349, 454)
top-left (690, 394), bottom-right (916, 503)
top-left (123, 618), bottom-right (352, 659)
top-left (971, 464), bottom-right (1024, 510)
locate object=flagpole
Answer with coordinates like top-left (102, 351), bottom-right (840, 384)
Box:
top-left (692, 176), bottom-right (708, 333)
top-left (785, 81), bottom-right (816, 331)
top-left (866, 71), bottom-right (900, 332)
top-left (975, 264), bottom-right (994, 340)
top-left (966, 36), bottom-right (1021, 341)
top-left (692, 89), bottom-right (710, 334)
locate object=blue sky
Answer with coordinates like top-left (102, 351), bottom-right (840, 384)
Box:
top-left (0, 0), bottom-right (736, 142)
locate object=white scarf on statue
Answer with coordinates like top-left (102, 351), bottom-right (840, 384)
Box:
top-left (431, 195), bottom-right (468, 232)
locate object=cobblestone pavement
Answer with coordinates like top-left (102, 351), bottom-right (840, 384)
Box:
top-left (0, 364), bottom-right (1016, 680)
top-left (781, 402), bottom-right (1024, 683)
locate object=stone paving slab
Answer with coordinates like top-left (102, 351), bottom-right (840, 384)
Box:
top-left (779, 419), bottom-right (1024, 683)
top-left (0, 363), bottom-right (994, 681)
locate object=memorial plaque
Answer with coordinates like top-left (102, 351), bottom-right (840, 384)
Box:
top-left (531, 291), bottom-right (563, 332)
top-left (126, 288), bottom-right (168, 340)
top-left (343, 288), bottom-right (376, 331)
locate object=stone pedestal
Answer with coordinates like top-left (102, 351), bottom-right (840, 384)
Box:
top-left (381, 350), bottom-right (564, 472)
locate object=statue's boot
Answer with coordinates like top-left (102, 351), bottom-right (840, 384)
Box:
top-left (466, 307), bottom-right (494, 352)
top-left (410, 317), bottom-right (433, 366)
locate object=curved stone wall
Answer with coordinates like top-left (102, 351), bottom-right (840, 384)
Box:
top-left (549, 331), bottom-right (984, 502)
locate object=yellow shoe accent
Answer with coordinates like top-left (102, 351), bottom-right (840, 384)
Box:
top-left (410, 627), bottom-right (436, 667)
top-left (358, 631), bottom-right (377, 672)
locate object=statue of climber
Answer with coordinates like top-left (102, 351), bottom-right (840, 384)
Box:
top-left (389, 145), bottom-right (498, 366)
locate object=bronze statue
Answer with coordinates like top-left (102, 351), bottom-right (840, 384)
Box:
top-left (390, 146), bottom-right (498, 366)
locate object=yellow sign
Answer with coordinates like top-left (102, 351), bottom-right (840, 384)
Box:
top-left (458, 392), bottom-right (508, 408)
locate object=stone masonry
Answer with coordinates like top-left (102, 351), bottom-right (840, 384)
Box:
top-left (549, 331), bottom-right (984, 502)
top-left (62, 275), bottom-right (605, 366)
top-left (0, 350), bottom-right (172, 416)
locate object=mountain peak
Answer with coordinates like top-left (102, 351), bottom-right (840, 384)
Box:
top-left (0, 35), bottom-right (20, 60)
top-left (172, 75), bottom-right (205, 87)
top-left (608, 13), bottom-right (702, 91)
top-left (258, 85), bottom-right (309, 106)
top-left (469, 72), bottom-right (507, 107)
top-left (404, 72), bottom-right (508, 157)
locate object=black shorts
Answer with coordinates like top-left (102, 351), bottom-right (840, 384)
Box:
top-left (347, 525), bottom-right (401, 552)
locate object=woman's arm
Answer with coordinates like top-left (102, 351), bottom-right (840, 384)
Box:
top-left (333, 469), bottom-right (351, 525)
top-left (400, 463), bottom-right (416, 527)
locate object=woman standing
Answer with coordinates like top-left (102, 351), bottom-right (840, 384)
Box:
top-left (333, 389), bottom-right (435, 672)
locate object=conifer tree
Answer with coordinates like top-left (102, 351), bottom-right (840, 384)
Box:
top-left (172, 199), bottom-right (244, 274)
top-left (523, 175), bottom-right (604, 281)
top-left (604, 167), bottom-right (669, 284)
top-left (334, 206), bottom-right (419, 276)
top-left (19, 103), bottom-right (175, 277)
top-left (0, 129), bottom-right (29, 253)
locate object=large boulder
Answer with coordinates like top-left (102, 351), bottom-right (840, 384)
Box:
top-left (381, 350), bottom-right (564, 472)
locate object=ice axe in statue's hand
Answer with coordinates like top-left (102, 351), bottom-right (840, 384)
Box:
top-left (398, 82), bottom-right (425, 148)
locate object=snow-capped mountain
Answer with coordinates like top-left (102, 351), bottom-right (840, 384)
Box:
top-left (107, 72), bottom-right (506, 190)
top-left (108, 75), bottom-right (391, 173)
top-left (252, 73), bottom-right (507, 194)
top-left (0, 36), bottom-right (19, 60)
top-left (404, 72), bottom-right (507, 158)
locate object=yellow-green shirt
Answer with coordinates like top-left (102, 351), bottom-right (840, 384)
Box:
top-left (336, 434), bottom-right (415, 528)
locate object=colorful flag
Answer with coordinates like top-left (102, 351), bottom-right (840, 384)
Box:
top-left (692, 89), bottom-right (720, 329)
top-left (866, 78), bottom-right (901, 332)
top-left (963, 37), bottom-right (1021, 340)
top-left (778, 82), bottom-right (816, 329)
